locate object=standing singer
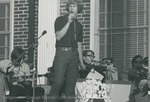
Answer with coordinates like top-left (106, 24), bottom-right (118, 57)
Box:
top-left (48, 0), bottom-right (85, 102)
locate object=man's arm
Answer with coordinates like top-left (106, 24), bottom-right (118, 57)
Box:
top-left (77, 42), bottom-right (85, 69)
top-left (0, 60), bottom-right (12, 73)
top-left (55, 22), bottom-right (71, 41)
top-left (25, 63), bottom-right (31, 76)
top-left (55, 14), bottom-right (74, 41)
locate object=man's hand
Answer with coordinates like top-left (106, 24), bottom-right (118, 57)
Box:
top-left (17, 76), bottom-right (24, 82)
top-left (139, 79), bottom-right (147, 91)
top-left (12, 82), bottom-right (24, 87)
top-left (80, 63), bottom-right (86, 70)
top-left (68, 13), bottom-right (75, 23)
top-left (106, 65), bottom-right (117, 73)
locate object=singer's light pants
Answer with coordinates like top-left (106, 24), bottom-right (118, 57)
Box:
top-left (48, 48), bottom-right (79, 102)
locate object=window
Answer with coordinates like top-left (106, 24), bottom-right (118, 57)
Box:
top-left (99, 0), bottom-right (149, 80)
top-left (0, 0), bottom-right (12, 60)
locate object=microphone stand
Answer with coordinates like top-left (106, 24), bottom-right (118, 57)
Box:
top-left (6, 30), bottom-right (47, 102)
top-left (7, 30), bottom-right (47, 73)
top-left (28, 30), bottom-right (47, 102)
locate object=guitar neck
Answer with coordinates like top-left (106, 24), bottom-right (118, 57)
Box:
top-left (0, 70), bottom-right (6, 75)
top-left (11, 73), bottom-right (47, 81)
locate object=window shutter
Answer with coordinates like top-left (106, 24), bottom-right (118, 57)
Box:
top-left (0, 2), bottom-right (10, 60)
top-left (99, 0), bottom-right (149, 80)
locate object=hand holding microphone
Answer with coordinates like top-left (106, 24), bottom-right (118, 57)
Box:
top-left (68, 12), bottom-right (76, 23)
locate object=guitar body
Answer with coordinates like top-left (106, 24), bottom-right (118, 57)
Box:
top-left (6, 71), bottom-right (17, 88)
top-left (7, 72), bottom-right (50, 87)
top-left (0, 69), bottom-right (50, 96)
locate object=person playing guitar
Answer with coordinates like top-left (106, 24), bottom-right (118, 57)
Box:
top-left (0, 47), bottom-right (44, 102)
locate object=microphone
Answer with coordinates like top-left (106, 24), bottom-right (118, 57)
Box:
top-left (42, 30), bottom-right (47, 35)
top-left (69, 12), bottom-right (76, 20)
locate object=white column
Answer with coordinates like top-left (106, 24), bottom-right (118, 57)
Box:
top-left (148, 0), bottom-right (150, 78)
top-left (90, 0), bottom-right (100, 60)
top-left (37, 0), bottom-right (60, 84)
top-left (148, 0), bottom-right (150, 99)
top-left (10, 0), bottom-right (14, 56)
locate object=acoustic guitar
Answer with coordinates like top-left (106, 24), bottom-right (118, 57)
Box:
top-left (0, 70), bottom-right (50, 95)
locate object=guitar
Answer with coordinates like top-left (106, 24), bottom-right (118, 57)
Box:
top-left (0, 70), bottom-right (50, 95)
top-left (7, 71), bottom-right (50, 86)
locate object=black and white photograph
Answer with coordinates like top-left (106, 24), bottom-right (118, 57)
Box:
top-left (0, 0), bottom-right (150, 102)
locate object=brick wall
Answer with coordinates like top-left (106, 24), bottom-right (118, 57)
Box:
top-left (60, 0), bottom-right (91, 50)
top-left (14, 0), bottom-right (29, 49)
top-left (14, 0), bottom-right (38, 67)
top-left (13, 0), bottom-right (91, 67)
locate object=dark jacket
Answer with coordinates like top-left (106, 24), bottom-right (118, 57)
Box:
top-left (79, 62), bottom-right (107, 82)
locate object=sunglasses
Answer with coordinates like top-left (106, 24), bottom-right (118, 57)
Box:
top-left (86, 55), bottom-right (95, 58)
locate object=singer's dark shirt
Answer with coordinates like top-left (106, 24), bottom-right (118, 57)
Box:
top-left (54, 14), bottom-right (83, 48)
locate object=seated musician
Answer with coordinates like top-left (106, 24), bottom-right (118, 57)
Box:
top-left (0, 47), bottom-right (44, 102)
top-left (79, 50), bottom-right (116, 82)
top-left (101, 58), bottom-right (119, 80)
top-left (128, 55), bottom-right (148, 102)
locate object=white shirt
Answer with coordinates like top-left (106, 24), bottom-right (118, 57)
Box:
top-left (0, 59), bottom-right (30, 76)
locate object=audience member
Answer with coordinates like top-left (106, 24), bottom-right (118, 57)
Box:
top-left (101, 58), bottom-right (118, 80)
top-left (128, 55), bottom-right (148, 102)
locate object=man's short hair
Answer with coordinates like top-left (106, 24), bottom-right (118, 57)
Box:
top-left (66, 0), bottom-right (83, 13)
top-left (83, 50), bottom-right (94, 57)
top-left (11, 47), bottom-right (24, 61)
top-left (101, 58), bottom-right (113, 63)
